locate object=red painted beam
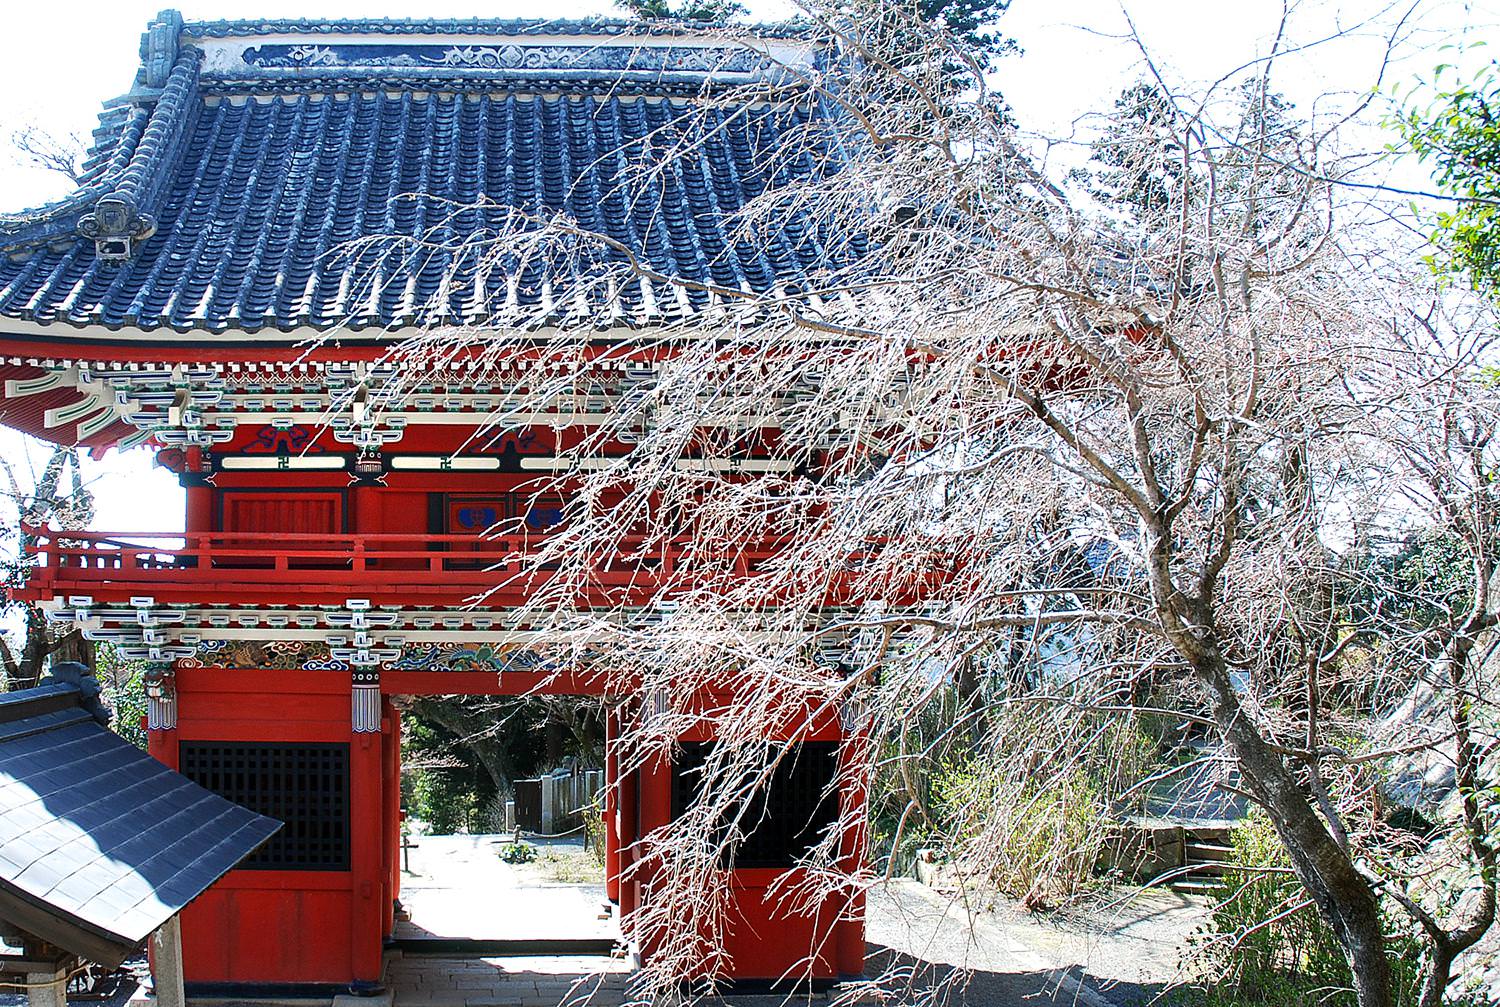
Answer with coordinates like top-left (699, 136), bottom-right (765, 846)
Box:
top-left (378, 670), bottom-right (608, 695)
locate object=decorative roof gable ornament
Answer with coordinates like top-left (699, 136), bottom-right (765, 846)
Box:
top-left (78, 196), bottom-right (156, 261)
top-left (142, 9), bottom-right (185, 90)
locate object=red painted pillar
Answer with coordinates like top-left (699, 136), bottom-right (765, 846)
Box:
top-left (349, 704), bottom-right (384, 985)
top-left (634, 752), bottom-right (671, 963)
top-left (145, 713), bottom-right (178, 767)
top-left (381, 700), bottom-right (399, 939)
top-left (145, 666), bottom-right (181, 770)
top-left (143, 670), bottom-right (182, 992)
top-left (387, 702), bottom-right (403, 917)
top-left (618, 766), bottom-right (640, 924)
top-left (604, 706), bottom-right (621, 904)
top-left (184, 448), bottom-right (211, 537)
top-left (835, 728), bottom-right (871, 978)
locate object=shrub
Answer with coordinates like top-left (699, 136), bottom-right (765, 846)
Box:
top-left (97, 646), bottom-right (147, 749)
top-left (584, 800), bottom-right (607, 867)
top-left (498, 841), bottom-right (538, 864)
top-left (1177, 814), bottom-right (1464, 1007)
top-left (920, 714), bottom-right (1159, 907)
top-left (409, 766), bottom-right (480, 834)
top-left (933, 759), bottom-right (1107, 907)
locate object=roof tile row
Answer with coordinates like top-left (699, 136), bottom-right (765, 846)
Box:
top-left (0, 18), bottom-right (856, 336)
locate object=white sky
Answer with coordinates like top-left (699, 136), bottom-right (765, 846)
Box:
top-left (0, 0), bottom-right (1494, 541)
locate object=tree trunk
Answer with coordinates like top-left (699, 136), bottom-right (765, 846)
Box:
top-left (1184, 623), bottom-right (1393, 1007)
top-left (11, 609), bottom-right (50, 691)
top-left (410, 697), bottom-right (516, 796)
top-left (49, 630), bottom-right (94, 672)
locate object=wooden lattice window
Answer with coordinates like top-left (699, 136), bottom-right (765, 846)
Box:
top-left (671, 741), bottom-right (840, 869)
top-left (179, 742), bottom-right (350, 871)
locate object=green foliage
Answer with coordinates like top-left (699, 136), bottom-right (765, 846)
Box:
top-left (402, 702), bottom-right (506, 834)
top-left (497, 841), bottom-right (538, 864)
top-left (96, 645), bottom-right (147, 750)
top-left (1332, 531), bottom-right (1475, 707)
top-left (1078, 78), bottom-right (1310, 250)
top-left (401, 697), bottom-right (604, 834)
top-left (408, 763), bottom-right (481, 834)
top-left (867, 682), bottom-right (969, 877)
top-left (1394, 56), bottom-right (1500, 297)
top-left (869, 692), bottom-right (1160, 905)
top-left (1340, 531), bottom-right (1472, 631)
top-left (1178, 816), bottom-right (1445, 1007)
top-left (613, 0), bottom-right (746, 22)
top-left (584, 796), bottom-right (607, 867)
top-left (933, 715), bottom-right (1157, 905)
top-left (1082, 82), bottom-right (1187, 221)
top-left (913, 0), bottom-right (1013, 64)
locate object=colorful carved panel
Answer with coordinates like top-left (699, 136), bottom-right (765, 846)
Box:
top-left (443, 492), bottom-right (566, 535)
top-left (179, 639), bottom-right (554, 674)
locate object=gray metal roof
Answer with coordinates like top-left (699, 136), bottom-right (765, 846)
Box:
top-left (0, 682), bottom-right (279, 966)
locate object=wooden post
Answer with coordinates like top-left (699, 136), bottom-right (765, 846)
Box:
top-left (151, 916), bottom-right (185, 1007)
top-left (540, 774), bottom-right (555, 834)
top-left (349, 724), bottom-right (384, 985)
top-left (835, 727), bottom-right (872, 979)
top-left (604, 706), bottom-right (621, 903)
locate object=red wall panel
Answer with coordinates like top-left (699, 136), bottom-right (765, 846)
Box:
top-left (168, 669), bottom-right (384, 987)
top-left (218, 491), bottom-right (345, 534)
top-left (182, 885), bottom-right (354, 982)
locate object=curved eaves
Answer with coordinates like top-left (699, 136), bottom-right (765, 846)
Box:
top-left (0, 49), bottom-right (204, 256)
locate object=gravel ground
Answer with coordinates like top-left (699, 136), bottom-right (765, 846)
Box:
top-left (863, 880), bottom-right (1202, 1006)
top-left (0, 883), bottom-right (1196, 1007)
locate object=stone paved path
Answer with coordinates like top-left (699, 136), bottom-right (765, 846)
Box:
top-left (386, 954), bottom-right (630, 1007)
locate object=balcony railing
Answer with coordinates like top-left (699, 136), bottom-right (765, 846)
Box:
top-left (16, 527), bottom-right (801, 608)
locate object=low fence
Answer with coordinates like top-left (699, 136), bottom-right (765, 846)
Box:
top-left (511, 767), bottom-right (604, 836)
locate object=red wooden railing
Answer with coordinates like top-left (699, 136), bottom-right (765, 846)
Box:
top-left (16, 526), bottom-right (802, 607)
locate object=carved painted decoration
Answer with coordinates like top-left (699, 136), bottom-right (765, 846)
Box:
top-left (179, 639), bottom-right (555, 674)
top-left (446, 490), bottom-right (567, 535)
top-left (240, 42), bottom-right (774, 75)
top-left (244, 424), bottom-right (324, 455)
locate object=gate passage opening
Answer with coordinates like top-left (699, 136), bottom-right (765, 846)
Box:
top-left (393, 694), bottom-right (614, 953)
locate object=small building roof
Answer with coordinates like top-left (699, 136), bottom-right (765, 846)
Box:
top-left (0, 11), bottom-right (858, 336)
top-left (0, 680), bottom-right (279, 966)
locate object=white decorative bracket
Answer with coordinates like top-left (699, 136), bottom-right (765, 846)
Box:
top-left (145, 667), bottom-right (177, 731)
top-left (351, 669), bottom-right (381, 733)
top-left (327, 600), bottom-right (401, 669)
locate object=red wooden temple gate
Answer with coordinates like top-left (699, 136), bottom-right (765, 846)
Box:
top-left (0, 11), bottom-right (872, 994)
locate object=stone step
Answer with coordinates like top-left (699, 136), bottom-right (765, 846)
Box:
top-left (1185, 841), bottom-right (1234, 858)
top-left (1168, 877), bottom-right (1223, 894)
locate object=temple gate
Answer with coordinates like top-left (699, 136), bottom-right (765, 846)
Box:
top-left (0, 11), bottom-right (870, 994)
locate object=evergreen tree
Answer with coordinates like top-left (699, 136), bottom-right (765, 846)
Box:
top-left (614, 0), bottom-right (747, 23)
top-left (1395, 58), bottom-right (1500, 297)
top-left (1079, 82), bottom-right (1188, 226)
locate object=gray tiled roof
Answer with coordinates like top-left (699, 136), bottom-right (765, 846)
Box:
top-left (0, 12), bottom-right (859, 335)
top-left (0, 683), bottom-right (279, 965)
